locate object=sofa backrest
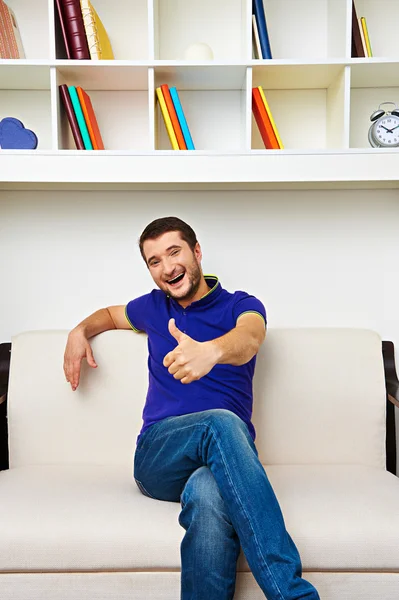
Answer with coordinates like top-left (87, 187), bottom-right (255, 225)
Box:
top-left (8, 328), bottom-right (386, 469)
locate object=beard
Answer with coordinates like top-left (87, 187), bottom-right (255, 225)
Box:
top-left (162, 258), bottom-right (202, 302)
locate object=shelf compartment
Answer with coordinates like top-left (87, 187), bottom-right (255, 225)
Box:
top-left (0, 65), bottom-right (52, 150)
top-left (252, 64), bottom-right (349, 150)
top-left (153, 0), bottom-right (248, 61)
top-left (5, 0), bottom-right (50, 59)
top-left (53, 0), bottom-right (150, 60)
top-left (353, 0), bottom-right (399, 59)
top-left (54, 66), bottom-right (150, 151)
top-left (153, 66), bottom-right (247, 151)
top-left (255, 0), bottom-right (348, 61)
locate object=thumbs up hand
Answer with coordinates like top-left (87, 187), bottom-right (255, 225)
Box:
top-left (163, 318), bottom-right (218, 384)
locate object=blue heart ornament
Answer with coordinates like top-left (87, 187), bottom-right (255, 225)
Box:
top-left (0, 117), bottom-right (38, 149)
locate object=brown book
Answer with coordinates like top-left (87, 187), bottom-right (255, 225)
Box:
top-left (59, 84), bottom-right (85, 149)
top-left (59, 0), bottom-right (90, 60)
top-left (351, 1), bottom-right (365, 58)
top-left (55, 0), bottom-right (71, 59)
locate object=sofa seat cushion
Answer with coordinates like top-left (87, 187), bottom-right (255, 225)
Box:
top-left (0, 464), bottom-right (398, 573)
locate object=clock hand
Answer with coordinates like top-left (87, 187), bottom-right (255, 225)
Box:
top-left (380, 126), bottom-right (391, 132)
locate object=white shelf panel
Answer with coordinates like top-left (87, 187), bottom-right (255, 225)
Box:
top-left (54, 65), bottom-right (149, 91)
top-left (6, 0), bottom-right (50, 59)
top-left (350, 61), bottom-right (399, 89)
top-left (0, 64), bottom-right (51, 90)
top-left (154, 65), bottom-right (248, 91)
top-left (1, 151), bottom-right (399, 186)
top-left (252, 63), bottom-right (346, 90)
top-left (154, 0), bottom-right (247, 61)
top-left (261, 0), bottom-right (348, 60)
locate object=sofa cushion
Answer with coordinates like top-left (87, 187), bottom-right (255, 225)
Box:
top-left (8, 329), bottom-right (386, 469)
top-left (0, 464), bottom-right (398, 573)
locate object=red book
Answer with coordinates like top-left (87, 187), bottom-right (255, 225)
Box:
top-left (160, 84), bottom-right (187, 150)
top-left (58, 0), bottom-right (90, 60)
top-left (252, 88), bottom-right (279, 149)
top-left (59, 84), bottom-right (85, 149)
top-left (77, 86), bottom-right (104, 150)
top-left (55, 0), bottom-right (71, 59)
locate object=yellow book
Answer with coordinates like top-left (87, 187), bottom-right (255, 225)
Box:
top-left (80, 0), bottom-right (114, 60)
top-left (360, 17), bottom-right (372, 57)
top-left (258, 86), bottom-right (284, 149)
top-left (156, 87), bottom-right (179, 150)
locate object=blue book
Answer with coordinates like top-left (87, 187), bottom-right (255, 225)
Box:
top-left (169, 87), bottom-right (195, 150)
top-left (68, 86), bottom-right (93, 150)
top-left (253, 0), bottom-right (272, 59)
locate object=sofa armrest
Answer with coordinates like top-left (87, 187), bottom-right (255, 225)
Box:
top-left (382, 341), bottom-right (398, 475)
top-left (382, 341), bottom-right (399, 408)
top-left (0, 342), bottom-right (11, 471)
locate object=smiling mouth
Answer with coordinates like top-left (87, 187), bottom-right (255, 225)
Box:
top-left (167, 272), bottom-right (185, 285)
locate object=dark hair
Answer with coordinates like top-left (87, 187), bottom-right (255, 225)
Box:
top-left (139, 216), bottom-right (198, 262)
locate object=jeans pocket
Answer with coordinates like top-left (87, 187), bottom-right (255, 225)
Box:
top-left (135, 478), bottom-right (156, 499)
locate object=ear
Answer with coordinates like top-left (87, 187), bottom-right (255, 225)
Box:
top-left (194, 241), bottom-right (202, 263)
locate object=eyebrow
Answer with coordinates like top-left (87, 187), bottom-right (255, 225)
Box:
top-left (147, 245), bottom-right (182, 265)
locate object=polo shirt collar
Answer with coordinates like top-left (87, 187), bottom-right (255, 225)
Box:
top-left (170, 274), bottom-right (222, 309)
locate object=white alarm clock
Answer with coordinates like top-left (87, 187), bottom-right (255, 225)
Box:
top-left (368, 102), bottom-right (399, 148)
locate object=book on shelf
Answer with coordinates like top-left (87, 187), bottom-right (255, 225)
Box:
top-left (56, 0), bottom-right (90, 59)
top-left (0, 0), bottom-right (25, 58)
top-left (59, 84), bottom-right (85, 149)
top-left (252, 14), bottom-right (262, 60)
top-left (351, 0), bottom-right (365, 58)
top-left (169, 87), bottom-right (195, 150)
top-left (76, 86), bottom-right (104, 149)
top-left (252, 88), bottom-right (279, 150)
top-left (360, 17), bottom-right (372, 57)
top-left (252, 0), bottom-right (272, 59)
top-left (68, 85), bottom-right (93, 149)
top-left (156, 87), bottom-right (179, 150)
top-left (80, 0), bottom-right (114, 60)
top-left (160, 85), bottom-right (187, 150)
top-left (258, 86), bottom-right (283, 149)
top-left (358, 17), bottom-right (367, 56)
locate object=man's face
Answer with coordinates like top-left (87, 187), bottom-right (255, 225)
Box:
top-left (143, 231), bottom-right (202, 302)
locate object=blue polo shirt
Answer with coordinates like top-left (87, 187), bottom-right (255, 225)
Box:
top-left (125, 275), bottom-right (267, 444)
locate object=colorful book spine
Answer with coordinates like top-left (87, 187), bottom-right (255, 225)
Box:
top-left (252, 14), bottom-right (262, 59)
top-left (351, 1), bottom-right (365, 58)
top-left (360, 17), bottom-right (372, 57)
top-left (68, 86), bottom-right (93, 149)
top-left (252, 0), bottom-right (272, 59)
top-left (358, 17), bottom-right (367, 56)
top-left (156, 87), bottom-right (179, 150)
top-left (170, 87), bottom-right (195, 150)
top-left (0, 0), bottom-right (25, 58)
top-left (59, 84), bottom-right (84, 149)
top-left (77, 86), bottom-right (104, 149)
top-left (160, 85), bottom-right (187, 149)
top-left (59, 0), bottom-right (90, 60)
top-left (258, 86), bottom-right (283, 149)
top-left (252, 88), bottom-right (279, 149)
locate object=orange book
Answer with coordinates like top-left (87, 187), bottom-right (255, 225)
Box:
top-left (77, 86), bottom-right (105, 150)
top-left (252, 88), bottom-right (279, 149)
top-left (160, 84), bottom-right (187, 150)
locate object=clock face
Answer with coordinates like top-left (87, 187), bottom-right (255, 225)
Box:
top-left (373, 115), bottom-right (399, 147)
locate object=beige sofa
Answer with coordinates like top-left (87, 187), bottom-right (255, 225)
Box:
top-left (0, 328), bottom-right (398, 599)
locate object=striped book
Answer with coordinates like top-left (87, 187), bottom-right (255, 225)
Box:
top-left (0, 1), bottom-right (25, 58)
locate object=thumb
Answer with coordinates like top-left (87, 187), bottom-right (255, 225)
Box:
top-left (168, 318), bottom-right (185, 343)
top-left (86, 345), bottom-right (97, 368)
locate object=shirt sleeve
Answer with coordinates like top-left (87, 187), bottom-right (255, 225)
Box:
top-left (125, 293), bottom-right (152, 333)
top-left (232, 292), bottom-right (267, 328)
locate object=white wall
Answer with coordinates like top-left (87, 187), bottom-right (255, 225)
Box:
top-left (1, 188), bottom-right (398, 467)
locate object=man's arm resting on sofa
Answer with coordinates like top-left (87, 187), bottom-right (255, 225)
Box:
top-left (64, 305), bottom-right (130, 391)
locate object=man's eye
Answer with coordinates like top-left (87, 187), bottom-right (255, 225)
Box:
top-left (171, 250), bottom-right (179, 256)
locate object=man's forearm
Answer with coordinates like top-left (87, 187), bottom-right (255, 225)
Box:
top-left (209, 327), bottom-right (261, 367)
top-left (70, 308), bottom-right (117, 340)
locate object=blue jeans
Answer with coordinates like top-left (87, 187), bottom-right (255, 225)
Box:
top-left (134, 409), bottom-right (319, 600)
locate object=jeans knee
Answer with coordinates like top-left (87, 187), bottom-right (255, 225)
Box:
top-left (180, 466), bottom-right (224, 513)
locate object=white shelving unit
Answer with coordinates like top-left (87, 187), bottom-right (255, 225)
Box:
top-left (1, 0), bottom-right (399, 188)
